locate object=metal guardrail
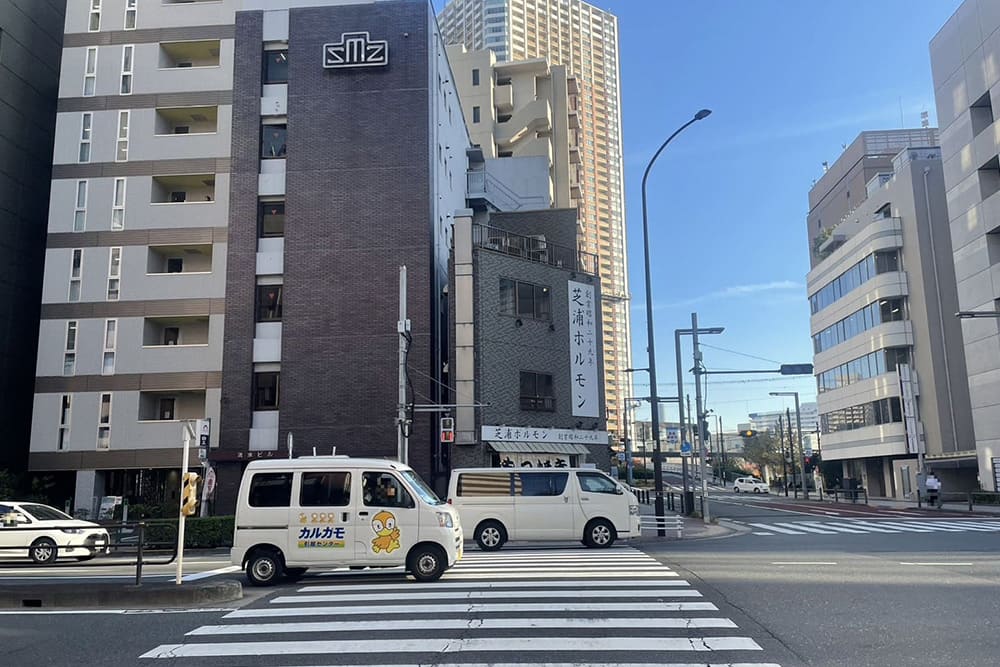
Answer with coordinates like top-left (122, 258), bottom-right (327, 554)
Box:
top-left (629, 487), bottom-right (682, 512)
top-left (0, 520), bottom-right (178, 586)
top-left (639, 515), bottom-right (683, 538)
top-left (827, 487), bottom-right (868, 504)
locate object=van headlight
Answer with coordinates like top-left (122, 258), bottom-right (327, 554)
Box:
top-left (629, 505), bottom-right (639, 516)
top-left (436, 512), bottom-right (454, 528)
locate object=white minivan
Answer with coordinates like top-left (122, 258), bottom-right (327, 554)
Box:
top-left (231, 457), bottom-right (462, 586)
top-left (447, 468), bottom-right (640, 551)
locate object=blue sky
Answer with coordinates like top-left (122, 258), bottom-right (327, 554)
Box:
top-left (606, 0), bottom-right (963, 429)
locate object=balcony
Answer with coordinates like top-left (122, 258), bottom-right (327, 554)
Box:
top-left (151, 174), bottom-right (216, 204)
top-left (568, 110), bottom-right (581, 130)
top-left (154, 106), bottom-right (218, 135)
top-left (143, 316), bottom-right (209, 347)
top-left (158, 40), bottom-right (221, 69)
top-left (137, 390), bottom-right (206, 423)
top-left (473, 224), bottom-right (597, 275)
top-left (569, 146), bottom-right (582, 164)
top-left (147, 244), bottom-right (213, 274)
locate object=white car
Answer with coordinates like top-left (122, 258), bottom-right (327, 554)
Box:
top-left (733, 477), bottom-right (770, 494)
top-left (0, 502), bottom-right (110, 564)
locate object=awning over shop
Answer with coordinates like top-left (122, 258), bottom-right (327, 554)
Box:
top-left (488, 442), bottom-right (591, 455)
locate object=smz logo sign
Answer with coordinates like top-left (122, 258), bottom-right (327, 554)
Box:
top-left (323, 32), bottom-right (388, 68)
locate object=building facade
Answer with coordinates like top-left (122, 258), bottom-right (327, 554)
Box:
top-left (439, 0), bottom-right (632, 441)
top-left (451, 207), bottom-right (608, 471)
top-left (747, 403), bottom-right (819, 435)
top-left (0, 0), bottom-right (66, 475)
top-left (29, 0), bottom-right (468, 515)
top-left (930, 0), bottom-right (1000, 491)
top-left (806, 130), bottom-right (976, 497)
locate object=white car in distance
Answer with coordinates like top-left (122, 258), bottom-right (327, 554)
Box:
top-left (0, 502), bottom-right (110, 564)
top-left (732, 477), bottom-right (770, 494)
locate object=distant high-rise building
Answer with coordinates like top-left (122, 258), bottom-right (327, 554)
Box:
top-left (806, 130), bottom-right (976, 498)
top-left (439, 0), bottom-right (632, 439)
top-left (747, 404), bottom-right (820, 435)
top-left (0, 0), bottom-right (66, 475)
top-left (930, 0), bottom-right (1000, 492)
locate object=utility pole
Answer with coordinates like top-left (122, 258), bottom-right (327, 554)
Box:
top-left (675, 330), bottom-right (690, 514)
top-left (786, 407), bottom-right (798, 499)
top-left (792, 393), bottom-right (808, 500)
top-left (778, 415), bottom-right (788, 497)
top-left (622, 401), bottom-right (634, 486)
top-left (691, 313), bottom-right (710, 523)
top-left (397, 266), bottom-right (411, 465)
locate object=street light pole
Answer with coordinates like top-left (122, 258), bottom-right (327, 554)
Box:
top-left (640, 109), bottom-right (712, 535)
top-left (692, 312), bottom-right (710, 523)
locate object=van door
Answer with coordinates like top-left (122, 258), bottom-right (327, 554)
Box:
top-left (355, 471), bottom-right (418, 564)
top-left (291, 470), bottom-right (355, 565)
top-left (512, 471), bottom-right (574, 540)
top-left (576, 471), bottom-right (628, 531)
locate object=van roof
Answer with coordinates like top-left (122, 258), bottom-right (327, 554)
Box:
top-left (244, 456), bottom-right (412, 471)
top-left (451, 467), bottom-right (608, 473)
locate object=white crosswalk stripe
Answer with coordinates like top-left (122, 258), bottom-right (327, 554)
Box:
top-left (743, 519), bottom-right (1000, 536)
top-left (138, 546), bottom-right (782, 665)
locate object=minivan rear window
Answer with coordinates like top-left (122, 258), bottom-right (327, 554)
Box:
top-left (516, 472), bottom-right (568, 496)
top-left (457, 472), bottom-right (512, 496)
top-left (249, 472), bottom-right (292, 507)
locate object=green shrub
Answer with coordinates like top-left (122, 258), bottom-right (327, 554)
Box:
top-left (140, 516), bottom-right (234, 549)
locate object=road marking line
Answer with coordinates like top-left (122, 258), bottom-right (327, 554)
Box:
top-left (746, 522), bottom-right (804, 534)
top-left (139, 636), bottom-right (764, 658)
top-left (928, 521), bottom-right (1000, 532)
top-left (771, 561), bottom-right (838, 565)
top-left (442, 571), bottom-right (679, 579)
top-left (830, 522), bottom-right (900, 534)
top-left (298, 579), bottom-right (687, 592)
top-left (884, 521), bottom-right (964, 532)
top-left (445, 566), bottom-right (671, 574)
top-left (264, 663), bottom-right (784, 667)
top-left (182, 565), bottom-right (241, 581)
top-left (752, 532), bottom-right (775, 535)
top-left (864, 520), bottom-right (936, 533)
top-left (0, 608), bottom-right (236, 616)
top-left (899, 562), bottom-right (974, 566)
top-left (187, 617), bottom-right (740, 636)
top-left (798, 521), bottom-right (867, 534)
top-left (771, 522), bottom-right (838, 535)
top-left (223, 601), bottom-right (721, 619)
top-left (271, 589), bottom-right (704, 604)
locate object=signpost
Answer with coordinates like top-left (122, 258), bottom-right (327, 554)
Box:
top-left (680, 441), bottom-right (692, 457)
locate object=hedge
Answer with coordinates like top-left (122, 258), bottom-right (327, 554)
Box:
top-left (141, 516), bottom-right (234, 549)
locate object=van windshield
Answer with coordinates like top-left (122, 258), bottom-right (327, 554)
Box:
top-left (400, 470), bottom-right (444, 505)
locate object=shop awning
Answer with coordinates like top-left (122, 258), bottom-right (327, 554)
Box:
top-left (488, 442), bottom-right (591, 455)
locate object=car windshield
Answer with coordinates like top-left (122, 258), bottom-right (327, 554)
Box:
top-left (22, 504), bottom-right (72, 521)
top-left (400, 469), bottom-right (444, 506)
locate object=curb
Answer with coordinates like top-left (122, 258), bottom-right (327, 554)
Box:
top-left (0, 580), bottom-right (243, 609)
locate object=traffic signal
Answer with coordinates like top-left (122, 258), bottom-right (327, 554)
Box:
top-left (739, 429), bottom-right (758, 438)
top-left (181, 472), bottom-right (200, 517)
top-left (700, 420), bottom-right (710, 440)
top-left (439, 416), bottom-right (455, 443)
top-left (803, 456), bottom-right (813, 472)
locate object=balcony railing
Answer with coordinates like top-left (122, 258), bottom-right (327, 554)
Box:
top-left (473, 224), bottom-right (597, 275)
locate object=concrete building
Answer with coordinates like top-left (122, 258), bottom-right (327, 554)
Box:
top-left (29, 0), bottom-right (468, 514)
top-left (930, 0), bottom-right (1000, 491)
top-left (446, 45), bottom-right (577, 210)
top-left (748, 403), bottom-right (819, 435)
top-left (439, 0), bottom-right (632, 442)
top-left (806, 130), bottom-right (976, 497)
top-left (450, 208), bottom-right (608, 470)
top-left (0, 0), bottom-right (66, 475)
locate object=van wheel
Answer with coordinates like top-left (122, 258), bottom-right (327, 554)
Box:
top-left (753, 488), bottom-right (761, 494)
top-left (246, 548), bottom-right (284, 586)
top-left (474, 521), bottom-right (507, 551)
top-left (584, 519), bottom-right (616, 548)
top-left (408, 544), bottom-right (446, 582)
top-left (285, 567), bottom-right (308, 580)
top-left (30, 538), bottom-right (58, 564)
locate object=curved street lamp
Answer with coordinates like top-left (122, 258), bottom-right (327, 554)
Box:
top-left (641, 109), bottom-right (712, 532)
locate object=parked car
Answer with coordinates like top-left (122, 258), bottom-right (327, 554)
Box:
top-left (0, 502), bottom-right (110, 564)
top-left (733, 477), bottom-right (770, 494)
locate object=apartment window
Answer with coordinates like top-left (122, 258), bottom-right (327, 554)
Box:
top-left (63, 321), bottom-right (78, 376)
top-left (107, 247), bottom-right (121, 301)
top-left (500, 278), bottom-right (551, 320)
top-left (58, 396), bottom-right (72, 451)
top-left (472, 106), bottom-right (481, 123)
top-left (472, 68), bottom-right (480, 86)
top-left (79, 113), bottom-right (92, 163)
top-left (69, 249), bottom-right (83, 302)
top-left (520, 371), bottom-right (555, 411)
top-left (120, 45), bottom-right (134, 94)
top-left (89, 0), bottom-right (101, 32)
top-left (253, 372), bottom-right (280, 410)
top-left (256, 285), bottom-right (283, 322)
top-left (112, 178), bottom-right (126, 230)
top-left (163, 327), bottom-right (180, 345)
top-left (259, 201), bottom-right (285, 237)
top-left (73, 181), bottom-right (88, 232)
top-left (261, 124), bottom-right (287, 158)
top-left (116, 110), bottom-right (130, 161)
top-left (97, 393), bottom-right (112, 450)
top-left (263, 49), bottom-right (288, 84)
top-left (83, 47), bottom-right (98, 96)
top-left (102, 319), bottom-right (117, 375)
top-left (124, 0), bottom-right (136, 30)
top-left (166, 258), bottom-right (183, 273)
top-left (158, 398), bottom-right (175, 421)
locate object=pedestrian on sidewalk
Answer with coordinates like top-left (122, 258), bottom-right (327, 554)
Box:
top-left (925, 472), bottom-right (941, 508)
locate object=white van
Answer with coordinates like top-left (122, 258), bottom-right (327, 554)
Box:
top-left (447, 468), bottom-right (640, 551)
top-left (231, 457), bottom-right (462, 586)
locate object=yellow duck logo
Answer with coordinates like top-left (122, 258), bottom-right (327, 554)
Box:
top-left (370, 510), bottom-right (401, 553)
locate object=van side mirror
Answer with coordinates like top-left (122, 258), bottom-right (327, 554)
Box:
top-left (615, 487), bottom-right (624, 495)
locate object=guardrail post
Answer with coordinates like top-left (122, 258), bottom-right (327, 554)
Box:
top-left (135, 521), bottom-right (145, 587)
top-left (969, 492), bottom-right (973, 512)
top-left (863, 488), bottom-right (868, 505)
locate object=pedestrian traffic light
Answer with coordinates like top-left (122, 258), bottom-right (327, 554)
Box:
top-left (739, 429), bottom-right (758, 438)
top-left (803, 456), bottom-right (813, 472)
top-left (181, 472), bottom-right (200, 517)
top-left (439, 416), bottom-right (455, 444)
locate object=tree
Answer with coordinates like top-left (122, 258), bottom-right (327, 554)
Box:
top-left (740, 430), bottom-right (785, 475)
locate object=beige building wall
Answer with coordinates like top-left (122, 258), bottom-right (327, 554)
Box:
top-left (440, 0), bottom-right (631, 438)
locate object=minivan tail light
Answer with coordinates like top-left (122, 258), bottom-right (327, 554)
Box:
top-left (447, 498), bottom-right (452, 504)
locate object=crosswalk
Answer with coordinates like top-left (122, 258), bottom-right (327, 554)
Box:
top-left (742, 518), bottom-right (1000, 536)
top-left (139, 547), bottom-right (782, 666)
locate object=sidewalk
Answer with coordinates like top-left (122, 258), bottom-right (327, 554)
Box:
top-left (820, 492), bottom-right (1000, 515)
top-left (635, 497), bottom-right (740, 543)
top-left (0, 579), bottom-right (243, 609)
